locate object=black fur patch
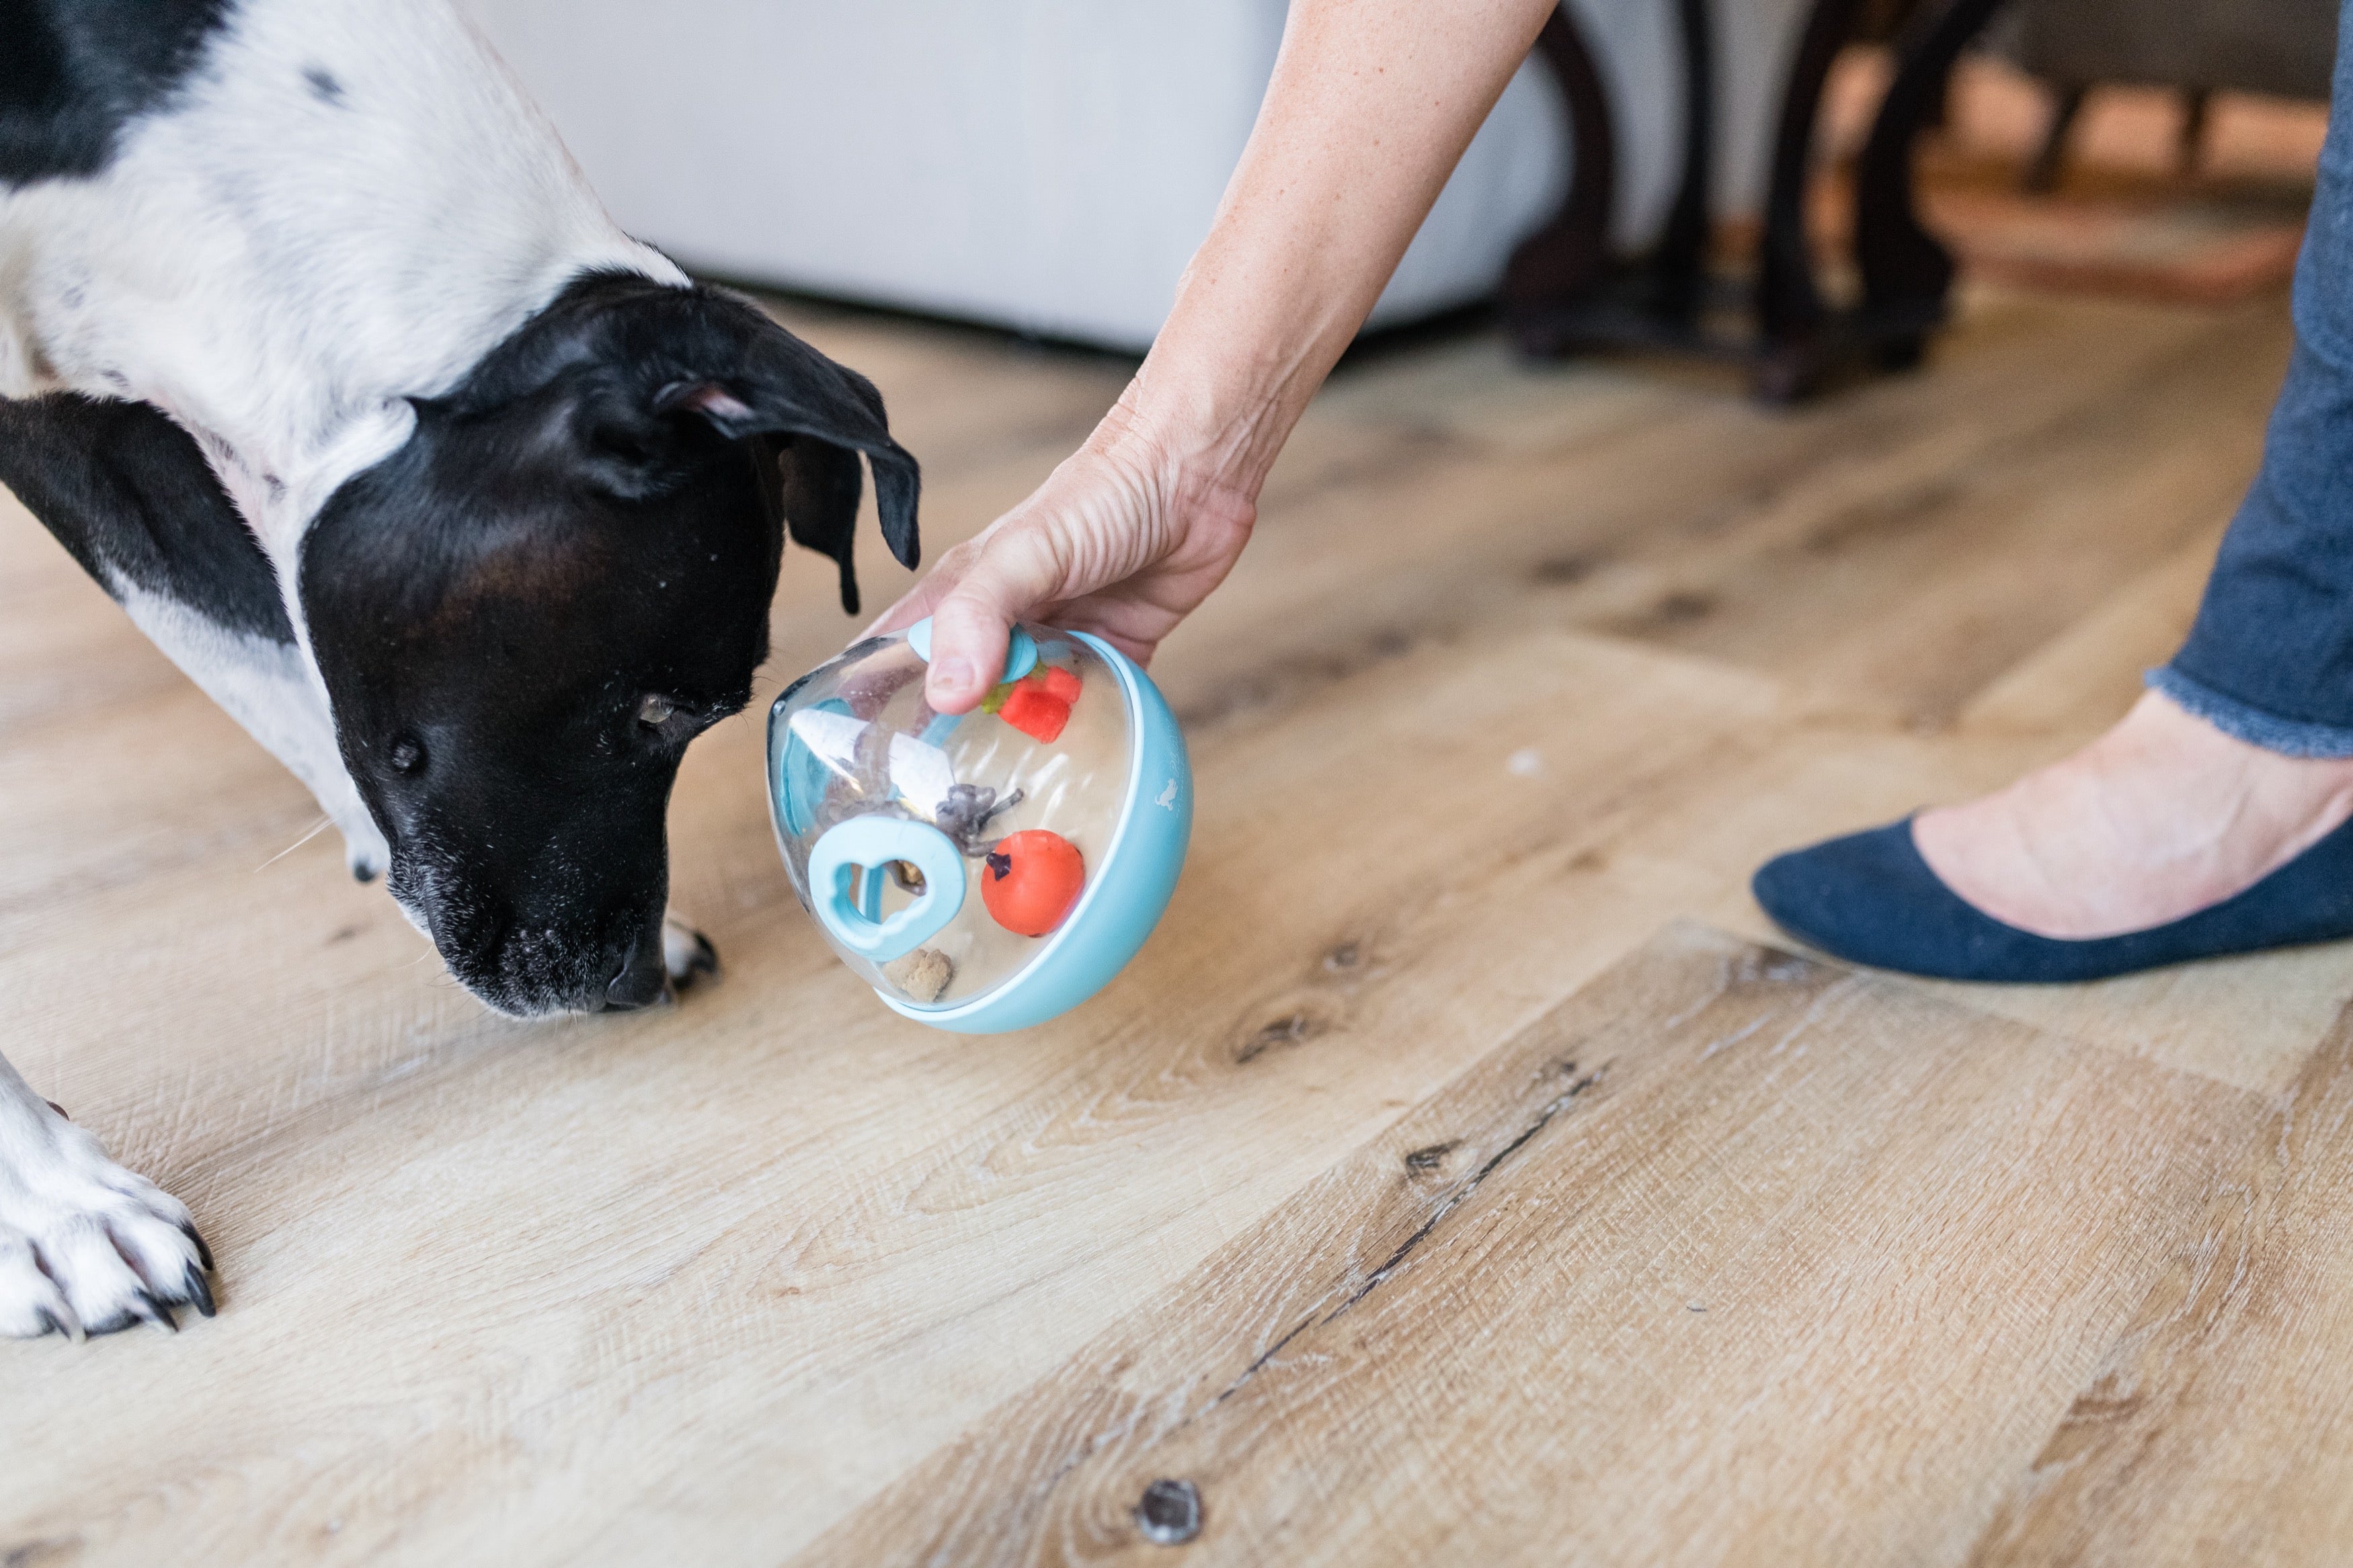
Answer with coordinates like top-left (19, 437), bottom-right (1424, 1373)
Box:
top-left (302, 271), bottom-right (920, 1014)
top-left (0, 0), bottom-right (236, 187)
top-left (0, 393), bottom-right (292, 643)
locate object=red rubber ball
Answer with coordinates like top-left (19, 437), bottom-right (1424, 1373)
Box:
top-left (982, 829), bottom-right (1086, 937)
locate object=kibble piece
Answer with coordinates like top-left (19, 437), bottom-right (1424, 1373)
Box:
top-left (883, 946), bottom-right (955, 1003)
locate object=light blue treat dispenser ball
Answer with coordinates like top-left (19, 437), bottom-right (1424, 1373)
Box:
top-left (768, 618), bottom-right (1191, 1032)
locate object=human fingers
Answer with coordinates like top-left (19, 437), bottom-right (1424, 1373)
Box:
top-left (919, 522), bottom-right (1072, 711)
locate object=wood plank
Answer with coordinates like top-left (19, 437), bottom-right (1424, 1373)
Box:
top-left (1958, 532), bottom-right (2220, 742)
top-left (761, 286), bottom-right (2284, 747)
top-left (1144, 289), bottom-right (2284, 735)
top-left (797, 924), bottom-right (2260, 1567)
top-left (0, 630), bottom-right (1788, 1567)
top-left (1970, 999), bottom-right (2353, 1567)
top-left (1622, 320), bottom-right (2274, 730)
top-left (0, 276), bottom-right (2331, 1568)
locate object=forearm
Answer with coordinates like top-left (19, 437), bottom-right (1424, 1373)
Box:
top-left (1115, 0), bottom-right (1560, 494)
top-left (887, 0), bottom-right (1560, 698)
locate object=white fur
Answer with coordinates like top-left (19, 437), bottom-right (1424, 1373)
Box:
top-left (116, 579), bottom-right (389, 876)
top-left (662, 911), bottom-right (718, 985)
top-left (0, 0), bottom-right (696, 1336)
top-left (0, 0), bottom-right (685, 841)
top-left (0, 0), bottom-right (684, 616)
top-left (0, 1057), bottom-right (206, 1337)
top-left (0, 0), bottom-right (694, 862)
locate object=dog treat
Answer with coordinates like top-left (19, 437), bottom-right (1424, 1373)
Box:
top-left (981, 829), bottom-right (1086, 936)
top-left (883, 946), bottom-right (955, 1003)
top-left (991, 663), bottom-right (1082, 744)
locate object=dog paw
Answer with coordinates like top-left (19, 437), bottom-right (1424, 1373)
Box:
top-left (662, 913), bottom-right (719, 992)
top-left (0, 1104), bottom-right (214, 1341)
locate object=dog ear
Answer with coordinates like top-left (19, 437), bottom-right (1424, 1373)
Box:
top-left (645, 318), bottom-right (920, 617)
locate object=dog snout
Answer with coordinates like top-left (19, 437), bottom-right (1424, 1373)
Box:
top-left (599, 932), bottom-right (669, 1012)
top-left (412, 889), bottom-right (670, 1016)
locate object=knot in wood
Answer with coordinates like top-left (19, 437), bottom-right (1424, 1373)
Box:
top-left (1135, 1477), bottom-right (1203, 1545)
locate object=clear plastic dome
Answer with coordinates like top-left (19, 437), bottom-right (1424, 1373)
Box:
top-left (768, 624), bottom-right (1135, 1011)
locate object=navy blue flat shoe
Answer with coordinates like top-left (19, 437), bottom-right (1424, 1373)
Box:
top-left (1751, 813), bottom-right (2353, 983)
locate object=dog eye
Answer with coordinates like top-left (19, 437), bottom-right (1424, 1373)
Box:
top-left (637, 694), bottom-right (678, 729)
top-left (389, 737), bottom-right (426, 774)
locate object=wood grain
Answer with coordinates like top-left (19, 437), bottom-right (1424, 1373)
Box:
top-left (801, 925), bottom-right (2259, 1567)
top-left (1970, 999), bottom-right (2353, 1567)
top-left (1150, 288), bottom-right (2286, 736)
top-left (0, 278), bottom-right (2335, 1565)
top-left (0, 623), bottom-right (1794, 1565)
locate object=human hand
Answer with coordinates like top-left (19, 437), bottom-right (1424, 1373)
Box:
top-left (864, 398), bottom-right (1258, 712)
top-left (860, 0), bottom-right (1553, 712)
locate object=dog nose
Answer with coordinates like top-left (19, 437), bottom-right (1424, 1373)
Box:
top-left (600, 939), bottom-right (668, 1012)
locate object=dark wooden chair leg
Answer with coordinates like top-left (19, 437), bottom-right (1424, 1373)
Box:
top-left (1853, 0), bottom-right (2012, 368)
top-left (2024, 81), bottom-right (2087, 194)
top-left (1505, 0), bottom-right (1998, 401)
top-left (1501, 4), bottom-right (1618, 353)
top-left (1646, 0), bottom-right (1717, 319)
top-left (1754, 0), bottom-right (1868, 399)
top-left (2178, 86), bottom-right (2211, 177)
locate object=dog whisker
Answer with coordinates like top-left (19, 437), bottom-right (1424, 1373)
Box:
top-left (254, 815), bottom-right (334, 872)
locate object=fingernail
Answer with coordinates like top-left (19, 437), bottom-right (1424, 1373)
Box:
top-left (933, 657), bottom-right (975, 697)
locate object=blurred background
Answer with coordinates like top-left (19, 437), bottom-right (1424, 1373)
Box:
top-left (460, 0), bottom-right (2331, 355)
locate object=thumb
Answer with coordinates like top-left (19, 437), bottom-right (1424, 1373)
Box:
top-left (920, 528), bottom-right (1066, 712)
top-left (922, 591), bottom-right (1011, 714)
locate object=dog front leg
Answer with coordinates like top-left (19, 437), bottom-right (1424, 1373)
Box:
top-left (109, 583), bottom-right (391, 883)
top-left (0, 395), bottom-right (389, 883)
top-left (0, 1053), bottom-right (214, 1339)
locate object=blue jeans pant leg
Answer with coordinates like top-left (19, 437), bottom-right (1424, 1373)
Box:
top-left (2154, 0), bottom-right (2353, 756)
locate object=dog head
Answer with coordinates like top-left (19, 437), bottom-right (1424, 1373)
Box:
top-left (302, 274), bottom-right (918, 1016)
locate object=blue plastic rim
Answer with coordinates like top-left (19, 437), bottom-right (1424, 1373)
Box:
top-left (885, 624), bottom-right (1191, 1034)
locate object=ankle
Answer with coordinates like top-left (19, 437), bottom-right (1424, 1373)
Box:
top-left (1915, 692), bottom-right (2353, 939)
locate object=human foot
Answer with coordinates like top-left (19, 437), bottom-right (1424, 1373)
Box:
top-left (1913, 691), bottom-right (2353, 940)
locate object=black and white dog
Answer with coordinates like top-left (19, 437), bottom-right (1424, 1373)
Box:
top-left (0, 0), bottom-right (920, 1339)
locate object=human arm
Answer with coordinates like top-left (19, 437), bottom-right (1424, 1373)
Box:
top-left (869, 0), bottom-right (1563, 710)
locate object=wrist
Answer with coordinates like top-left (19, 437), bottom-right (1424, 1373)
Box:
top-left (1099, 352), bottom-right (1288, 514)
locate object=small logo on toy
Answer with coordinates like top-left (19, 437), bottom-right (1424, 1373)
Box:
top-left (1155, 779), bottom-right (1179, 811)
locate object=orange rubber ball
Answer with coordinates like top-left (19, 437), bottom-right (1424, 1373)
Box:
top-left (981, 829), bottom-right (1086, 937)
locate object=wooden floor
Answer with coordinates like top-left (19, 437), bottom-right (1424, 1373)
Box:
top-left (6, 280), bottom-right (2348, 1566)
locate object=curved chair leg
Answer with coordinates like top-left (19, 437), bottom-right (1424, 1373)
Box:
top-left (1648, 0), bottom-right (1717, 319)
top-left (1755, 0), bottom-right (1867, 397)
top-left (1507, 0), bottom-right (2000, 401)
top-left (1501, 3), bottom-right (1618, 349)
top-left (1853, 0), bottom-right (2013, 358)
top-left (2177, 86), bottom-right (2211, 177)
top-left (2025, 81), bottom-right (2087, 194)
